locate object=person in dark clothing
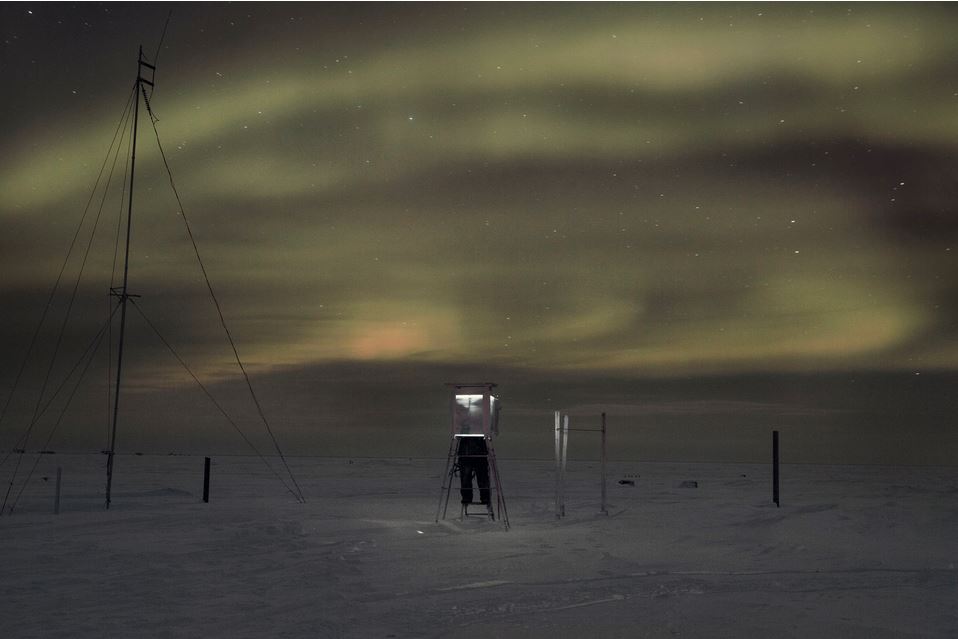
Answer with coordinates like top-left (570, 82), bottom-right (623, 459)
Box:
top-left (457, 436), bottom-right (490, 505)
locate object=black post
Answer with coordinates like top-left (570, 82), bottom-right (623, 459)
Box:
top-left (600, 412), bottom-right (607, 515)
top-left (54, 467), bottom-right (62, 515)
top-left (203, 457), bottom-right (211, 503)
top-left (772, 430), bottom-right (780, 507)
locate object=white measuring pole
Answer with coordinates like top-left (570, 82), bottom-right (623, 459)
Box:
top-left (561, 414), bottom-right (569, 517)
top-left (554, 411), bottom-right (561, 518)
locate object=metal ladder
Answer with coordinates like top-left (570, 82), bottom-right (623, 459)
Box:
top-left (435, 435), bottom-right (510, 530)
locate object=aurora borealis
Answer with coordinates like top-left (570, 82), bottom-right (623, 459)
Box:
top-left (1, 3), bottom-right (956, 463)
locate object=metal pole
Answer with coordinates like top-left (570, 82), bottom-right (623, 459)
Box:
top-left (436, 435), bottom-right (457, 522)
top-left (106, 48), bottom-right (144, 510)
top-left (561, 414), bottom-right (569, 518)
top-left (203, 457), bottom-right (211, 503)
top-left (554, 411), bottom-right (561, 519)
top-left (54, 466), bottom-right (62, 515)
top-left (772, 430), bottom-right (780, 507)
top-left (486, 437), bottom-right (509, 530)
top-left (600, 412), bottom-right (607, 515)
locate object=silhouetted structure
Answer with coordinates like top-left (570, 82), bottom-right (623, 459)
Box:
top-left (436, 383), bottom-right (509, 529)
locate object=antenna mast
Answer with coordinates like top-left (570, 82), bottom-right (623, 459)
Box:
top-left (105, 46), bottom-right (154, 509)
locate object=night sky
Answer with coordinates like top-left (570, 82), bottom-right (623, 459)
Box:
top-left (1, 3), bottom-right (956, 464)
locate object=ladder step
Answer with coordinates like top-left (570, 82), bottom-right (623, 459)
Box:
top-left (462, 505), bottom-right (495, 520)
top-left (437, 435), bottom-right (510, 530)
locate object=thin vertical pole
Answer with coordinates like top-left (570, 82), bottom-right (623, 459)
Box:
top-left (203, 457), bottom-right (211, 503)
top-left (772, 430), bottom-right (780, 507)
top-left (54, 466), bottom-right (62, 515)
top-left (486, 436), bottom-right (509, 530)
top-left (436, 435), bottom-right (457, 522)
top-left (600, 412), bottom-right (607, 515)
top-left (106, 47), bottom-right (143, 510)
top-left (554, 411), bottom-right (561, 519)
top-left (561, 415), bottom-right (569, 518)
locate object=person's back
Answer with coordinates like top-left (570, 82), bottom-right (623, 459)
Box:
top-left (457, 437), bottom-right (490, 504)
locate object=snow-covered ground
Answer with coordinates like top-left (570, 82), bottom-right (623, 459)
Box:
top-left (1, 454), bottom-right (956, 638)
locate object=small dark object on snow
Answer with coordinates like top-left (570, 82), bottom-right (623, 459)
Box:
top-left (678, 480), bottom-right (698, 489)
top-left (618, 479), bottom-right (635, 486)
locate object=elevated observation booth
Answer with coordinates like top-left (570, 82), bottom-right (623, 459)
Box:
top-left (435, 383), bottom-right (509, 529)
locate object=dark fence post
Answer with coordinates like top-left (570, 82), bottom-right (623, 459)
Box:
top-left (54, 467), bottom-right (62, 515)
top-left (203, 457), bottom-right (211, 503)
top-left (600, 412), bottom-right (608, 515)
top-left (772, 430), bottom-right (780, 507)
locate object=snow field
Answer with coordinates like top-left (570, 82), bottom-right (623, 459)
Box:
top-left (1, 455), bottom-right (956, 638)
